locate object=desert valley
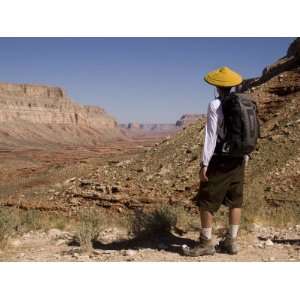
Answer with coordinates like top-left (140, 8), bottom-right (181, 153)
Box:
top-left (0, 38), bottom-right (299, 262)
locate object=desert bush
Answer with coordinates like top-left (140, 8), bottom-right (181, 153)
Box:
top-left (130, 205), bottom-right (177, 238)
top-left (47, 214), bottom-right (67, 231)
top-left (77, 208), bottom-right (106, 251)
top-left (173, 205), bottom-right (201, 232)
top-left (0, 208), bottom-right (19, 249)
top-left (20, 210), bottom-right (44, 232)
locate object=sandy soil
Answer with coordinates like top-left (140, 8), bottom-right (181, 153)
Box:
top-left (1, 225), bottom-right (299, 262)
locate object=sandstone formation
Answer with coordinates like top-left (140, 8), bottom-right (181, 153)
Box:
top-left (119, 114), bottom-right (205, 137)
top-left (127, 122), bottom-right (140, 130)
top-left (0, 83), bottom-right (123, 147)
top-left (119, 122), bottom-right (177, 138)
top-left (120, 122), bottom-right (177, 132)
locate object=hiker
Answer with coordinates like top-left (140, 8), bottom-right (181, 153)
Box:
top-left (183, 66), bottom-right (259, 256)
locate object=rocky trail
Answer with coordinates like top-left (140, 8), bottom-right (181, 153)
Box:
top-left (1, 224), bottom-right (299, 262)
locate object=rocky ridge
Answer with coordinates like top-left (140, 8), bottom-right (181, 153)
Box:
top-left (0, 83), bottom-right (123, 147)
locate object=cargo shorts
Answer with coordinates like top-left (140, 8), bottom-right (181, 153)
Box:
top-left (195, 155), bottom-right (245, 214)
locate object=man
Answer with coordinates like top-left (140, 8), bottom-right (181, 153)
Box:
top-left (183, 66), bottom-right (248, 256)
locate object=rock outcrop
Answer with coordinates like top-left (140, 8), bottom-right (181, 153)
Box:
top-left (120, 122), bottom-right (177, 132)
top-left (0, 82), bottom-right (123, 147)
top-left (238, 37), bottom-right (300, 92)
top-left (119, 114), bottom-right (206, 138)
top-left (175, 114), bottom-right (205, 127)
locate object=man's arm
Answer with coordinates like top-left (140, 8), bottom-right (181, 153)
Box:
top-left (199, 101), bottom-right (219, 181)
top-left (201, 101), bottom-right (219, 167)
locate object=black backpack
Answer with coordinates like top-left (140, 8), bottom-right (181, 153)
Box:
top-left (215, 93), bottom-right (260, 157)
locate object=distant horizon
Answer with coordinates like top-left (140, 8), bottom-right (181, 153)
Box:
top-left (0, 37), bottom-right (293, 123)
top-left (0, 80), bottom-right (206, 124)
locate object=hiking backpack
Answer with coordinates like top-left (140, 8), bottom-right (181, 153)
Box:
top-left (215, 93), bottom-right (260, 157)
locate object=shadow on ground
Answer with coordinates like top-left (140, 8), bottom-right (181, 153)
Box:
top-left (258, 236), bottom-right (300, 246)
top-left (89, 232), bottom-right (199, 255)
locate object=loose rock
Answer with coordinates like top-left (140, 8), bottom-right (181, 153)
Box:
top-left (265, 239), bottom-right (274, 247)
top-left (123, 249), bottom-right (137, 256)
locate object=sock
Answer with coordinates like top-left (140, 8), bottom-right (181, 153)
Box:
top-left (201, 227), bottom-right (212, 240)
top-left (229, 224), bottom-right (239, 239)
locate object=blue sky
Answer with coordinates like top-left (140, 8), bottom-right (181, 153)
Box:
top-left (0, 37), bottom-right (293, 123)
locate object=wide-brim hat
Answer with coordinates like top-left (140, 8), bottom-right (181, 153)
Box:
top-left (204, 66), bottom-right (243, 87)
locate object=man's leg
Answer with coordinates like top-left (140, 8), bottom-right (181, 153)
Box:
top-left (229, 208), bottom-right (241, 238)
top-left (182, 209), bottom-right (215, 256)
top-left (229, 207), bottom-right (241, 224)
top-left (200, 209), bottom-right (213, 240)
top-left (219, 207), bottom-right (241, 255)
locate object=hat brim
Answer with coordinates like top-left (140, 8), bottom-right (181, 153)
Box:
top-left (204, 75), bottom-right (243, 87)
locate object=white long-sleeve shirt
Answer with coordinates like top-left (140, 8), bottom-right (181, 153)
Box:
top-left (202, 98), bottom-right (225, 166)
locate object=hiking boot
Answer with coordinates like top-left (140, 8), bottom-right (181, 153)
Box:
top-left (182, 236), bottom-right (216, 257)
top-left (218, 235), bottom-right (239, 255)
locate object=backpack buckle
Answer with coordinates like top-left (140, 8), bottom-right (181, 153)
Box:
top-left (222, 142), bottom-right (231, 153)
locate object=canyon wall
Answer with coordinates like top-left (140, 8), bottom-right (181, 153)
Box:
top-left (0, 82), bottom-right (123, 147)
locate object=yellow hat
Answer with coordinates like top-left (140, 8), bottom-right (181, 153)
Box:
top-left (204, 66), bottom-right (243, 87)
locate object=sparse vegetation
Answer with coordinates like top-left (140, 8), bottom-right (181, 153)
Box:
top-left (77, 207), bottom-right (106, 251)
top-left (19, 210), bottom-right (44, 231)
top-left (0, 208), bottom-right (19, 249)
top-left (130, 205), bottom-right (177, 238)
top-left (173, 205), bottom-right (201, 232)
top-left (16, 209), bottom-right (68, 233)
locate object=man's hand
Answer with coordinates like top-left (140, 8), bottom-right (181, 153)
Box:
top-left (199, 166), bottom-right (208, 182)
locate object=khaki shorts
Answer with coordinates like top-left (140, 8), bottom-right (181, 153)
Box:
top-left (195, 155), bottom-right (245, 214)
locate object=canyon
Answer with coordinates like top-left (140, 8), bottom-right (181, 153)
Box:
top-left (0, 38), bottom-right (299, 262)
top-left (0, 83), bottom-right (123, 147)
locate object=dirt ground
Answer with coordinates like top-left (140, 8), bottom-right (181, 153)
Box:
top-left (1, 225), bottom-right (299, 262)
top-left (0, 135), bottom-right (299, 262)
top-left (0, 136), bottom-right (158, 207)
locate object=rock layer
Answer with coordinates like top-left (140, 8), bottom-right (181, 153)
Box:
top-left (119, 114), bottom-right (205, 137)
top-left (0, 82), bottom-right (123, 147)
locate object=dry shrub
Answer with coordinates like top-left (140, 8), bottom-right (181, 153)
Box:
top-left (20, 210), bottom-right (43, 231)
top-left (77, 208), bottom-right (106, 251)
top-left (17, 209), bottom-right (67, 232)
top-left (130, 205), bottom-right (177, 238)
top-left (47, 214), bottom-right (68, 231)
top-left (0, 208), bottom-right (19, 249)
top-left (173, 205), bottom-right (201, 232)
